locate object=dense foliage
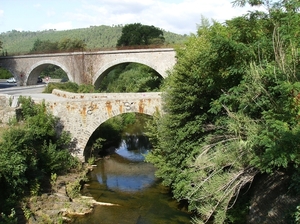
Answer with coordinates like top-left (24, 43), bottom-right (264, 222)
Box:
top-left (97, 63), bottom-right (163, 92)
top-left (86, 113), bottom-right (148, 158)
top-left (40, 64), bottom-right (68, 80)
top-left (30, 38), bottom-right (86, 53)
top-left (0, 67), bottom-right (12, 79)
top-left (117, 23), bottom-right (165, 47)
top-left (146, 1), bottom-right (300, 223)
top-left (43, 82), bottom-right (96, 94)
top-left (0, 97), bottom-right (80, 219)
top-left (0, 25), bottom-right (187, 55)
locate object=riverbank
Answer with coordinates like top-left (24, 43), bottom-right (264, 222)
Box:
top-left (19, 164), bottom-right (112, 224)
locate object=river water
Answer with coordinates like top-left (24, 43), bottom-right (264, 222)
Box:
top-left (72, 133), bottom-right (191, 223)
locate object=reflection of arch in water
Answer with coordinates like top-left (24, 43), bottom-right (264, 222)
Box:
top-left (83, 112), bottom-right (155, 161)
top-left (95, 157), bottom-right (156, 192)
top-left (121, 134), bottom-right (152, 153)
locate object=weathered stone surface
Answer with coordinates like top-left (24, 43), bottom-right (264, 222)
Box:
top-left (0, 90), bottom-right (162, 161)
top-left (46, 90), bottom-right (162, 161)
top-left (0, 94), bottom-right (16, 123)
top-left (0, 48), bottom-right (176, 86)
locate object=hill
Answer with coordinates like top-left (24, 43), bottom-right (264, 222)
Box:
top-left (0, 25), bottom-right (188, 55)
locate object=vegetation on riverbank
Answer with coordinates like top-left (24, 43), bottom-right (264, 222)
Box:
top-left (0, 96), bottom-right (82, 223)
top-left (146, 0), bottom-right (300, 223)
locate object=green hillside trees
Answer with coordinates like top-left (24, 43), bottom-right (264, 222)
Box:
top-left (0, 25), bottom-right (186, 55)
top-left (117, 23), bottom-right (165, 47)
top-left (30, 38), bottom-right (86, 53)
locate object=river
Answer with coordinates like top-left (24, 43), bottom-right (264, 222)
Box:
top-left (71, 125), bottom-right (191, 223)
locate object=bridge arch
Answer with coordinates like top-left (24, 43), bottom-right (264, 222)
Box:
top-left (93, 57), bottom-right (167, 89)
top-left (26, 60), bottom-right (73, 85)
top-left (83, 112), bottom-right (153, 160)
top-left (47, 89), bottom-right (162, 161)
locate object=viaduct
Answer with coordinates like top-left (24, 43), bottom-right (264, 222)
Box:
top-left (0, 48), bottom-right (176, 161)
top-left (0, 48), bottom-right (176, 87)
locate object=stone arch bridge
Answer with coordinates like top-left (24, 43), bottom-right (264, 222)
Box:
top-left (0, 48), bottom-right (176, 86)
top-left (28, 89), bottom-right (163, 161)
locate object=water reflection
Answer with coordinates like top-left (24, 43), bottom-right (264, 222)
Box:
top-left (75, 133), bottom-right (191, 224)
top-left (116, 134), bottom-right (151, 162)
top-left (95, 154), bottom-right (156, 192)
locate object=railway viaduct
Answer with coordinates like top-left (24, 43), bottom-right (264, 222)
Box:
top-left (0, 48), bottom-right (176, 87)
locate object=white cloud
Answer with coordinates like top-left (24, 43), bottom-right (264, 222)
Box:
top-left (47, 9), bottom-right (56, 17)
top-left (0, 0), bottom-right (258, 34)
top-left (40, 22), bottom-right (73, 31)
top-left (74, 0), bottom-right (253, 34)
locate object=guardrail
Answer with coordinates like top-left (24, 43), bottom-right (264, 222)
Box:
top-left (0, 78), bottom-right (62, 83)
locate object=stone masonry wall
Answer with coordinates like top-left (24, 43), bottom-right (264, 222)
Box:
top-left (0, 94), bottom-right (17, 124)
top-left (44, 90), bottom-right (163, 161)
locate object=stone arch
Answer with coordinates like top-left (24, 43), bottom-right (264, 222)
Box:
top-left (93, 57), bottom-right (166, 88)
top-left (82, 111), bottom-right (154, 161)
top-left (25, 60), bottom-right (72, 85)
top-left (48, 90), bottom-right (162, 162)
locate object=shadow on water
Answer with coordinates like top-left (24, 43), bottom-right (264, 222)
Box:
top-left (72, 133), bottom-right (191, 224)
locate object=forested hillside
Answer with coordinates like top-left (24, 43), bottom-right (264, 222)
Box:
top-left (0, 25), bottom-right (187, 55)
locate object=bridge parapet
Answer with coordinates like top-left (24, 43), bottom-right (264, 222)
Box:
top-left (46, 90), bottom-right (162, 161)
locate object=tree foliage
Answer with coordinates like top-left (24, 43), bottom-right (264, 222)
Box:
top-left (30, 38), bottom-right (86, 53)
top-left (97, 63), bottom-right (163, 92)
top-left (0, 97), bottom-right (79, 217)
top-left (117, 23), bottom-right (165, 47)
top-left (0, 67), bottom-right (12, 79)
top-left (40, 64), bottom-right (68, 80)
top-left (146, 1), bottom-right (300, 223)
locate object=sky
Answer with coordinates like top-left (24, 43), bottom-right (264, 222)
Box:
top-left (0, 0), bottom-right (256, 35)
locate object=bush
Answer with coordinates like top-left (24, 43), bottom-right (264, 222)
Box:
top-left (0, 97), bottom-right (80, 214)
top-left (0, 67), bottom-right (12, 79)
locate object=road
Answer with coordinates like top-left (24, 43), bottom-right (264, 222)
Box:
top-left (0, 83), bottom-right (46, 95)
top-left (0, 82), bottom-right (68, 103)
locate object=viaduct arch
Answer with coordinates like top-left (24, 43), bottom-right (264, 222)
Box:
top-left (0, 48), bottom-right (176, 86)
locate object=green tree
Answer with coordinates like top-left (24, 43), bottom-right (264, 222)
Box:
top-left (0, 68), bottom-right (12, 79)
top-left (0, 97), bottom-right (79, 216)
top-left (146, 17), bottom-right (252, 223)
top-left (31, 38), bottom-right (86, 53)
top-left (98, 63), bottom-right (163, 92)
top-left (117, 23), bottom-right (165, 47)
top-left (146, 1), bottom-right (300, 223)
top-left (58, 38), bottom-right (86, 51)
top-left (30, 38), bottom-right (58, 53)
top-left (40, 64), bottom-right (68, 79)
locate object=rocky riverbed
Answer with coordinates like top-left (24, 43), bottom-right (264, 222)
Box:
top-left (18, 165), bottom-right (113, 224)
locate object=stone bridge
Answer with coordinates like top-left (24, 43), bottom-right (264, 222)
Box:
top-left (0, 48), bottom-right (176, 86)
top-left (27, 89), bottom-right (163, 161)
